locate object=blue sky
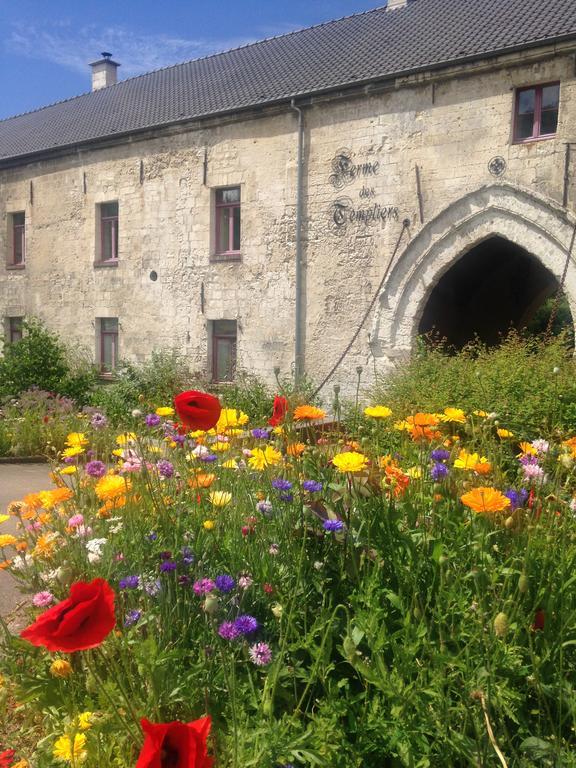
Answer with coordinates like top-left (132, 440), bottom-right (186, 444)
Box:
top-left (0, 0), bottom-right (382, 120)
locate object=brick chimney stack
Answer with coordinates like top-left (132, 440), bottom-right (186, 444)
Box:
top-left (90, 53), bottom-right (120, 91)
top-left (387, 0), bottom-right (408, 9)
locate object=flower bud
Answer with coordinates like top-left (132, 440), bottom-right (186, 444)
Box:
top-left (493, 612), bottom-right (509, 637)
top-left (203, 594), bottom-right (219, 615)
top-left (271, 603), bottom-right (283, 619)
top-left (50, 659), bottom-right (73, 678)
top-left (518, 573), bottom-right (529, 593)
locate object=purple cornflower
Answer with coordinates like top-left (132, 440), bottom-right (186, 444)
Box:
top-left (63, 456), bottom-right (76, 465)
top-left (172, 434), bottom-right (186, 445)
top-left (124, 609), bottom-right (141, 628)
top-left (430, 462), bottom-right (449, 481)
top-left (272, 478), bottom-right (292, 491)
top-left (148, 531), bottom-right (158, 541)
top-left (323, 519), bottom-right (344, 532)
top-left (215, 574), bottom-right (235, 593)
top-left (256, 500), bottom-right (273, 515)
top-left (119, 575), bottom-right (140, 590)
top-left (91, 412), bottom-right (108, 429)
top-left (199, 454), bottom-right (218, 463)
top-left (233, 614), bottom-right (259, 635)
top-left (249, 642), bottom-right (272, 666)
top-left (157, 459), bottom-right (174, 479)
top-left (251, 428), bottom-right (270, 439)
top-left (181, 547), bottom-right (195, 566)
top-left (430, 449), bottom-right (450, 462)
top-left (519, 453), bottom-right (539, 466)
top-left (218, 621), bottom-right (241, 640)
top-left (143, 578), bottom-right (161, 597)
top-left (504, 488), bottom-right (529, 511)
top-left (193, 578), bottom-right (216, 595)
top-left (280, 493), bottom-right (293, 503)
top-left (85, 460), bottom-right (106, 478)
top-left (302, 480), bottom-right (323, 492)
top-left (159, 560), bottom-right (177, 573)
top-left (145, 413), bottom-right (161, 427)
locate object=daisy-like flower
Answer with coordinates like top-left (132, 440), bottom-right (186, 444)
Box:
top-left (216, 408), bottom-right (249, 432)
top-left (249, 642), bottom-right (272, 666)
top-left (293, 405), bottom-right (326, 421)
top-left (364, 405), bottom-right (392, 419)
top-left (332, 452), bottom-right (368, 474)
top-left (155, 406), bottom-right (174, 417)
top-left (52, 733), bottom-right (87, 764)
top-left (248, 446), bottom-right (283, 470)
top-left (95, 475), bottom-right (131, 501)
top-left (65, 433), bottom-right (88, 448)
top-left (439, 407), bottom-right (466, 424)
top-left (209, 491), bottom-right (232, 508)
top-left (461, 487), bottom-right (511, 514)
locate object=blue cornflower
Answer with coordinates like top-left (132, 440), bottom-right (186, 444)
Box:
top-left (215, 574), bottom-right (236, 593)
top-left (302, 480), bottom-right (323, 492)
top-left (233, 614), bottom-right (259, 635)
top-left (272, 478), bottom-right (292, 491)
top-left (430, 449), bottom-right (450, 462)
top-left (148, 531), bottom-right (158, 542)
top-left (124, 609), bottom-right (141, 628)
top-left (119, 575), bottom-right (139, 590)
top-left (200, 454), bottom-right (218, 463)
top-left (218, 621), bottom-right (241, 640)
top-left (251, 428), bottom-right (270, 439)
top-left (256, 500), bottom-right (273, 515)
top-left (430, 462), bottom-right (449, 481)
top-left (504, 488), bottom-right (529, 510)
top-left (323, 519), bottom-right (344, 532)
top-left (145, 413), bottom-right (161, 427)
top-left (156, 459), bottom-right (174, 478)
top-left (279, 493), bottom-right (293, 503)
top-left (181, 546), bottom-right (195, 566)
top-left (160, 560), bottom-right (177, 573)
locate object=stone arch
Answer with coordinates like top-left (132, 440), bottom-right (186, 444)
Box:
top-left (371, 183), bottom-right (576, 358)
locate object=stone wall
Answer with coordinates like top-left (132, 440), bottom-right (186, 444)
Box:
top-left (1, 45), bottom-right (575, 398)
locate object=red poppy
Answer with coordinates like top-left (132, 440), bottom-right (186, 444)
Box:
top-left (136, 716), bottom-right (213, 768)
top-left (0, 749), bottom-right (15, 768)
top-left (532, 608), bottom-right (545, 631)
top-left (20, 578), bottom-right (115, 652)
top-left (174, 391), bottom-right (222, 431)
top-left (268, 395), bottom-right (288, 427)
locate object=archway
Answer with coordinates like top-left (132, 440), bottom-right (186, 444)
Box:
top-left (417, 236), bottom-right (568, 347)
top-left (371, 183), bottom-right (576, 362)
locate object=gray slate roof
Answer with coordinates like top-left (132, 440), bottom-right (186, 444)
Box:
top-left (1, 0), bottom-right (576, 163)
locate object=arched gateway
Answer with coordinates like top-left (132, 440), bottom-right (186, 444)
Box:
top-left (371, 184), bottom-right (576, 361)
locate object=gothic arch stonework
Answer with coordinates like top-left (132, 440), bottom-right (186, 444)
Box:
top-left (371, 183), bottom-right (576, 362)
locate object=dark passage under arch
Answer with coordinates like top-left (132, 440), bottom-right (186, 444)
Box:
top-left (418, 236), bottom-right (572, 347)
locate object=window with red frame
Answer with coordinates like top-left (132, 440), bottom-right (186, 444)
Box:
top-left (97, 318), bottom-right (118, 373)
top-left (98, 202), bottom-right (119, 262)
top-left (214, 188), bottom-right (241, 257)
top-left (212, 320), bottom-right (237, 382)
top-left (6, 317), bottom-right (23, 344)
top-left (514, 83), bottom-right (560, 142)
top-left (8, 212), bottom-right (25, 266)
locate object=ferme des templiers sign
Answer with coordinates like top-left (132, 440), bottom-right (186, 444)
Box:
top-left (328, 148), bottom-right (399, 235)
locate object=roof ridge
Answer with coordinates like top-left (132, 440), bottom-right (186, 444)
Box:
top-left (0, 3), bottom-right (389, 125)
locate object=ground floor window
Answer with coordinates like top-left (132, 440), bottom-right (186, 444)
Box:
top-left (212, 320), bottom-right (237, 382)
top-left (97, 317), bottom-right (118, 373)
top-left (5, 316), bottom-right (23, 344)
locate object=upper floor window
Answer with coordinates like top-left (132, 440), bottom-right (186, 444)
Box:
top-left (7, 212), bottom-right (25, 267)
top-left (514, 83), bottom-right (559, 142)
top-left (6, 316), bottom-right (23, 344)
top-left (214, 187), bottom-right (241, 258)
top-left (97, 202), bottom-right (119, 264)
top-left (97, 317), bottom-right (119, 373)
top-left (212, 320), bottom-right (237, 382)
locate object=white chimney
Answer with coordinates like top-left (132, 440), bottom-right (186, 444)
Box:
top-left (90, 52), bottom-right (120, 91)
top-left (387, 0), bottom-right (408, 9)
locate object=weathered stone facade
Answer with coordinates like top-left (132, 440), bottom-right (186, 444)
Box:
top-left (2, 42), bottom-right (576, 397)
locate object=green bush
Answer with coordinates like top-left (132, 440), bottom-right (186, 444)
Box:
top-left (0, 319), bottom-right (97, 405)
top-left (373, 330), bottom-right (576, 437)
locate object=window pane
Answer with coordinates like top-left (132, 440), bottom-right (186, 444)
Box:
top-left (8, 318), bottom-right (23, 343)
top-left (215, 338), bottom-right (236, 382)
top-left (516, 113), bottom-right (534, 140)
top-left (13, 225), bottom-right (25, 264)
top-left (12, 212), bottom-right (25, 227)
top-left (101, 202), bottom-right (118, 218)
top-left (540, 108), bottom-right (558, 136)
top-left (518, 89), bottom-right (535, 114)
top-left (101, 334), bottom-right (117, 371)
top-left (232, 206), bottom-right (241, 251)
top-left (214, 320), bottom-right (237, 336)
top-left (101, 318), bottom-right (118, 333)
top-left (216, 188), bottom-right (240, 204)
top-left (542, 84), bottom-right (559, 111)
top-left (217, 208), bottom-right (231, 253)
top-left (101, 219), bottom-right (118, 260)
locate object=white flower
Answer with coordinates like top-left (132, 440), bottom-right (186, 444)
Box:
top-left (314, 561), bottom-right (324, 571)
top-left (12, 554), bottom-right (33, 571)
top-left (131, 409), bottom-right (142, 417)
top-left (191, 445), bottom-right (209, 458)
top-left (40, 566), bottom-right (63, 583)
top-left (85, 537), bottom-right (107, 555)
top-left (88, 552), bottom-right (101, 564)
top-left (531, 439), bottom-right (550, 454)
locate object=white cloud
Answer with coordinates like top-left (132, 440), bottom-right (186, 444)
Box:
top-left (5, 21), bottom-right (264, 79)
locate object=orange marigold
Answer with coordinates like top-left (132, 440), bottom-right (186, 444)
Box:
top-left (461, 487), bottom-right (511, 514)
top-left (95, 475), bottom-right (131, 501)
top-left (188, 473), bottom-right (216, 489)
top-left (286, 442), bottom-right (306, 457)
top-left (293, 405), bottom-right (326, 421)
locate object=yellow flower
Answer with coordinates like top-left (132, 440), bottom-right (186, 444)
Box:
top-left (364, 405), bottom-right (393, 419)
top-left (76, 711), bottom-right (95, 731)
top-left (189, 429), bottom-right (207, 439)
top-left (461, 487), bottom-right (511, 514)
top-left (33, 533), bottom-right (59, 558)
top-left (50, 659), bottom-right (73, 678)
top-left (497, 428), bottom-right (514, 439)
top-left (58, 466), bottom-right (77, 476)
top-left (293, 405), bottom-right (326, 421)
top-left (95, 475), bottom-right (131, 501)
top-left (115, 432), bottom-right (136, 446)
top-left (111, 448), bottom-right (124, 458)
top-left (61, 446), bottom-right (84, 458)
top-left (454, 450), bottom-right (489, 470)
top-left (53, 733), bottom-right (87, 763)
top-left (332, 452), bottom-right (369, 473)
top-left (248, 446), bottom-right (283, 470)
top-left (473, 410), bottom-right (488, 418)
top-left (209, 491), bottom-right (232, 508)
top-left (225, 428), bottom-right (245, 437)
top-left (212, 441), bottom-right (231, 452)
top-left (518, 442), bottom-right (537, 456)
top-left (221, 459), bottom-right (239, 469)
top-left (407, 466), bottom-right (422, 479)
top-left (65, 433), bottom-right (88, 448)
top-left (155, 406), bottom-right (174, 416)
top-left (13, 760), bottom-right (30, 768)
top-left (203, 519), bottom-right (216, 530)
top-left (0, 514), bottom-right (9, 524)
top-left (440, 407), bottom-right (466, 424)
top-left (216, 408), bottom-right (249, 432)
top-left (0, 534), bottom-right (17, 548)
top-left (393, 419), bottom-right (412, 432)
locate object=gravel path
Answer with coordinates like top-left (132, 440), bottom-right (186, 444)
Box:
top-left (0, 463), bottom-right (52, 621)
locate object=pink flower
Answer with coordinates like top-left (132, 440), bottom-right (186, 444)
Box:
top-left (68, 514), bottom-right (84, 528)
top-left (249, 642), bottom-right (272, 666)
top-left (32, 591), bottom-right (55, 608)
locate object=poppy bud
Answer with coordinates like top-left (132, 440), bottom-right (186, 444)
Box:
top-left (203, 594), bottom-right (219, 615)
top-left (493, 612), bottom-right (509, 637)
top-left (518, 573), bottom-right (529, 593)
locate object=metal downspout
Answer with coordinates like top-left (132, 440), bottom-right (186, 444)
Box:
top-left (291, 98), bottom-right (305, 385)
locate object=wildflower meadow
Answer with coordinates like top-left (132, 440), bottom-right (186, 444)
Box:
top-left (1, 383), bottom-right (576, 767)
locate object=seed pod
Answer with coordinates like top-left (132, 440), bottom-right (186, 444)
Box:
top-left (493, 612), bottom-right (509, 637)
top-left (518, 573), bottom-right (529, 594)
top-left (505, 516), bottom-right (514, 529)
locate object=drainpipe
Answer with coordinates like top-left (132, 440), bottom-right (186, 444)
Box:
top-left (291, 98), bottom-right (305, 385)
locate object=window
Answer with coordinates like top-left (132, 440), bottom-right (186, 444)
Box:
top-left (97, 202), bottom-right (119, 263)
top-left (214, 187), bottom-right (241, 258)
top-left (212, 320), bottom-right (237, 382)
top-left (514, 83), bottom-right (560, 142)
top-left (6, 317), bottom-right (23, 344)
top-left (7, 212), bottom-right (25, 267)
top-left (97, 318), bottom-right (118, 373)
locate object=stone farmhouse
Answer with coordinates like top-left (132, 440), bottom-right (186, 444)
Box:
top-left (1, 0), bottom-right (576, 396)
